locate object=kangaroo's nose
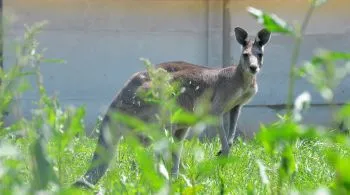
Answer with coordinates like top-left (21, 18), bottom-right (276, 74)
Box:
top-left (249, 66), bottom-right (258, 73)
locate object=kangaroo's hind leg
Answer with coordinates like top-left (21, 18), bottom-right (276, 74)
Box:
top-left (171, 127), bottom-right (190, 178)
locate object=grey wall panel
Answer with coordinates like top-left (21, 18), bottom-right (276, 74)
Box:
top-left (5, 98), bottom-right (109, 134)
top-left (6, 0), bottom-right (207, 32)
top-left (4, 29), bottom-right (209, 133)
top-left (236, 105), bottom-right (340, 139)
top-left (194, 104), bottom-right (340, 140)
top-left (3, 0), bottom-right (211, 134)
top-left (5, 30), bottom-right (208, 100)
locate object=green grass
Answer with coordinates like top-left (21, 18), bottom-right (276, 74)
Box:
top-left (15, 134), bottom-right (349, 194)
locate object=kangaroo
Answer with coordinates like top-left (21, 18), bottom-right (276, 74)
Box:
top-left (74, 27), bottom-right (271, 188)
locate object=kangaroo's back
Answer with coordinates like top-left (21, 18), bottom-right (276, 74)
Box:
top-left (156, 61), bottom-right (213, 73)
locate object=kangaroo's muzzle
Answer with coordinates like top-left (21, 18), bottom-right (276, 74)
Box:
top-left (249, 66), bottom-right (258, 74)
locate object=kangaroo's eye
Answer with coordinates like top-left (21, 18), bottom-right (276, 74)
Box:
top-left (243, 53), bottom-right (249, 58)
top-left (257, 53), bottom-right (263, 59)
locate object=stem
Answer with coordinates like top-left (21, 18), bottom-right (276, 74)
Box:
top-left (286, 36), bottom-right (302, 115)
top-left (286, 3), bottom-right (316, 116)
top-left (58, 136), bottom-right (62, 184)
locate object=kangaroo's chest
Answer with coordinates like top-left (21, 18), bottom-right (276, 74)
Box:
top-left (224, 84), bottom-right (257, 112)
top-left (237, 85), bottom-right (257, 104)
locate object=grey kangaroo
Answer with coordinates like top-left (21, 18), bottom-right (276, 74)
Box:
top-left (74, 27), bottom-right (271, 188)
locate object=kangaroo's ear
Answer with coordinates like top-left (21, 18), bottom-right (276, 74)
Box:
top-left (234, 27), bottom-right (248, 46)
top-left (255, 28), bottom-right (271, 46)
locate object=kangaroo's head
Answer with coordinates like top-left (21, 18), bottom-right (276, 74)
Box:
top-left (234, 27), bottom-right (271, 75)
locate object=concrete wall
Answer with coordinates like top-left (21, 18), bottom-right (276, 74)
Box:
top-left (3, 0), bottom-right (350, 137)
top-left (4, 0), bottom-right (210, 135)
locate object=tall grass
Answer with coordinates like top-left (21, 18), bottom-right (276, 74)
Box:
top-left (0, 0), bottom-right (349, 194)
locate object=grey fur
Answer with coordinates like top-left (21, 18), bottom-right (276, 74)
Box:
top-left (73, 27), bottom-right (271, 188)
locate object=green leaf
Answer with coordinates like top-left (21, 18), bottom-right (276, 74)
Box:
top-left (312, 0), bottom-right (328, 7)
top-left (247, 7), bottom-right (294, 34)
top-left (323, 51), bottom-right (350, 61)
top-left (312, 50), bottom-right (350, 64)
top-left (17, 80), bottom-right (32, 93)
top-left (61, 106), bottom-right (86, 149)
top-left (183, 185), bottom-right (203, 194)
top-left (300, 50), bottom-right (350, 102)
top-left (257, 119), bottom-right (319, 154)
top-left (133, 144), bottom-right (165, 190)
top-left (246, 183), bottom-right (256, 195)
top-left (31, 139), bottom-right (57, 190)
top-left (279, 145), bottom-right (296, 178)
top-left (113, 112), bottom-right (149, 132)
top-left (327, 152), bottom-right (350, 193)
top-left (42, 58), bottom-right (67, 64)
top-left (171, 109), bottom-right (198, 125)
top-left (337, 102), bottom-right (350, 118)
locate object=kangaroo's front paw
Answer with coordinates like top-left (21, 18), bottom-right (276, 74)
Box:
top-left (216, 150), bottom-right (223, 156)
top-left (216, 149), bottom-right (229, 157)
top-left (73, 178), bottom-right (94, 190)
top-left (216, 143), bottom-right (232, 156)
top-left (171, 170), bottom-right (180, 180)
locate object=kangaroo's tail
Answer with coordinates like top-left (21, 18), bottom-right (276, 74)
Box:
top-left (73, 117), bottom-right (117, 189)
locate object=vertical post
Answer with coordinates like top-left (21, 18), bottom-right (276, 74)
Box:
top-left (0, 0), bottom-right (3, 71)
top-left (202, 0), bottom-right (224, 139)
top-left (222, 0), bottom-right (232, 135)
top-left (0, 0), bottom-right (4, 118)
top-left (222, 0), bottom-right (231, 68)
top-left (206, 0), bottom-right (223, 67)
